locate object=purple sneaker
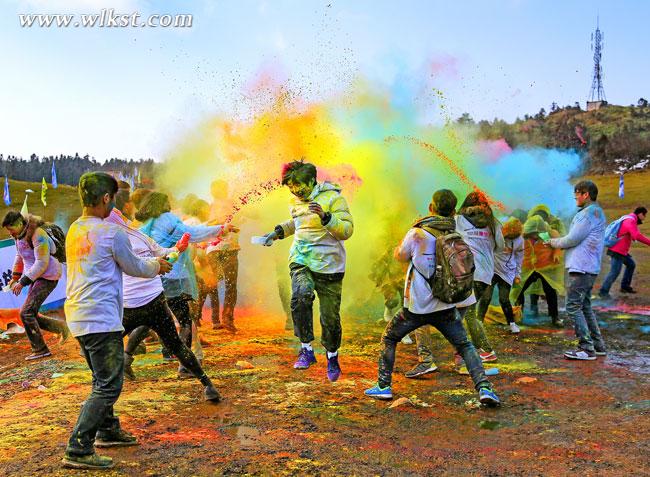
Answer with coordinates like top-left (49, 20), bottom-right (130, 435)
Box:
top-left (293, 348), bottom-right (317, 369)
top-left (326, 354), bottom-right (341, 382)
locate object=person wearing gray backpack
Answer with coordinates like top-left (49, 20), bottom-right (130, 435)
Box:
top-left (364, 189), bottom-right (499, 407)
top-left (2, 210), bottom-right (70, 360)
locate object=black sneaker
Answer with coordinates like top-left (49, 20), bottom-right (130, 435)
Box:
top-left (564, 349), bottom-right (597, 360)
top-left (551, 317), bottom-right (564, 328)
top-left (594, 348), bottom-right (607, 356)
top-left (62, 452), bottom-right (113, 469)
top-left (204, 384), bottom-right (222, 402)
top-left (25, 349), bottom-right (52, 361)
top-left (95, 429), bottom-right (139, 447)
top-left (405, 362), bottom-right (438, 378)
top-left (620, 287), bottom-right (637, 294)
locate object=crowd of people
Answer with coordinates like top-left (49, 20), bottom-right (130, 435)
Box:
top-left (2, 162), bottom-right (649, 470)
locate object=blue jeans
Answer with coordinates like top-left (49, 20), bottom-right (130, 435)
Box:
top-left (66, 332), bottom-right (124, 456)
top-left (378, 307), bottom-right (489, 390)
top-left (600, 252), bottom-right (635, 294)
top-left (566, 273), bottom-right (605, 352)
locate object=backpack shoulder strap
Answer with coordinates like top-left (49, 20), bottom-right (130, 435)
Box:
top-left (419, 224), bottom-right (444, 238)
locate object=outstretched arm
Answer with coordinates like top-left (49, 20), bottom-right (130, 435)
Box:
top-left (113, 229), bottom-right (160, 278)
top-left (549, 215), bottom-right (591, 250)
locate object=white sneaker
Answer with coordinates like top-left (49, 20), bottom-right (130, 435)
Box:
top-left (383, 306), bottom-right (393, 322)
top-left (401, 334), bottom-right (413, 345)
top-left (509, 322), bottom-right (521, 334)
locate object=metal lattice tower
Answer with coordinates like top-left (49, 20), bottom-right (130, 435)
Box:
top-left (588, 17), bottom-right (606, 102)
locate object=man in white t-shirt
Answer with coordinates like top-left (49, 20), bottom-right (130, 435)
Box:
top-left (63, 173), bottom-right (172, 470)
top-left (364, 190), bottom-right (500, 407)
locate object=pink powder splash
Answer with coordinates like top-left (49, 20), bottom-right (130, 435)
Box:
top-left (428, 54), bottom-right (460, 80)
top-left (476, 139), bottom-right (512, 163)
top-left (318, 164), bottom-right (363, 197)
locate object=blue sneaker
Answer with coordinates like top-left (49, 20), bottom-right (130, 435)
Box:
top-left (478, 387), bottom-right (501, 407)
top-left (293, 348), bottom-right (317, 369)
top-left (326, 354), bottom-right (341, 382)
top-left (364, 383), bottom-right (393, 400)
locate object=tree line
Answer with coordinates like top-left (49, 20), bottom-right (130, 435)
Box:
top-left (458, 98), bottom-right (650, 172)
top-left (0, 154), bottom-right (159, 186)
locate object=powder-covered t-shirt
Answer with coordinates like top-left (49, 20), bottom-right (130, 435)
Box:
top-left (65, 216), bottom-right (160, 337)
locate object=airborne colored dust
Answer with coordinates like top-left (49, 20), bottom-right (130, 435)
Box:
top-left (155, 73), bottom-right (582, 314)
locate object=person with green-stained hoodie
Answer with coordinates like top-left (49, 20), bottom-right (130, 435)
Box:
top-left (263, 160), bottom-right (353, 382)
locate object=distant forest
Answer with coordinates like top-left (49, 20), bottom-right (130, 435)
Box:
top-left (0, 154), bottom-right (158, 186)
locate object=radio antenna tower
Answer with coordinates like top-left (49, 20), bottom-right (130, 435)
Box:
top-left (588, 16), bottom-right (606, 102)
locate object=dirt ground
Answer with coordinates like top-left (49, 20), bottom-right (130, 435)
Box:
top-left (0, 299), bottom-right (649, 476)
top-left (1, 171), bottom-right (650, 476)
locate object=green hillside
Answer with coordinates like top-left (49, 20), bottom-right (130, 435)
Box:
top-left (0, 180), bottom-right (80, 240)
top-left (474, 103), bottom-right (650, 172)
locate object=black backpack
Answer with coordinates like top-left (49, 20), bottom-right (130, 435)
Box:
top-left (29, 223), bottom-right (67, 263)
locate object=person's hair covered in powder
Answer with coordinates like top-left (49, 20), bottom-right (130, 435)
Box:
top-left (458, 191), bottom-right (499, 239)
top-left (78, 172), bottom-right (119, 207)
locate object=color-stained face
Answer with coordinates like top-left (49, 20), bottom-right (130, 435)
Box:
top-left (123, 200), bottom-right (135, 220)
top-left (5, 220), bottom-right (24, 239)
top-left (286, 179), bottom-right (314, 200)
top-left (574, 190), bottom-right (589, 207)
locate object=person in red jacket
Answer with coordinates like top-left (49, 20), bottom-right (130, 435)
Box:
top-left (599, 206), bottom-right (650, 297)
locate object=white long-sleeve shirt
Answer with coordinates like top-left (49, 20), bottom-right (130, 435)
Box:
top-left (494, 236), bottom-right (524, 285)
top-left (455, 215), bottom-right (505, 285)
top-left (65, 216), bottom-right (160, 337)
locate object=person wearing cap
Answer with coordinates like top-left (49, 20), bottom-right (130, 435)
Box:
top-left (491, 218), bottom-right (525, 333)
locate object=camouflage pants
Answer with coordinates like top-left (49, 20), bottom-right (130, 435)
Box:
top-left (289, 263), bottom-right (343, 352)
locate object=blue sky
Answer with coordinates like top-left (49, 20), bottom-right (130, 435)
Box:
top-left (0, 0), bottom-right (648, 162)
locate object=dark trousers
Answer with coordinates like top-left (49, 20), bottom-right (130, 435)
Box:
top-left (290, 263), bottom-right (343, 352)
top-left (463, 281), bottom-right (493, 352)
top-left (193, 277), bottom-right (219, 325)
top-left (167, 295), bottom-right (193, 350)
top-left (567, 272), bottom-right (605, 352)
top-left (66, 331), bottom-right (124, 456)
top-left (489, 275), bottom-right (515, 324)
top-left (515, 271), bottom-right (558, 319)
top-left (123, 294), bottom-right (207, 382)
top-left (378, 308), bottom-right (488, 390)
top-left (208, 251), bottom-right (239, 326)
top-left (20, 278), bottom-right (68, 352)
top-left (600, 252), bottom-right (635, 294)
